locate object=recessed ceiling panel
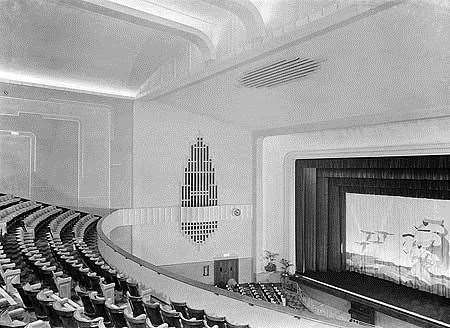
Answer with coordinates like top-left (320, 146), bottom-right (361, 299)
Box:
top-left (0, 0), bottom-right (189, 95)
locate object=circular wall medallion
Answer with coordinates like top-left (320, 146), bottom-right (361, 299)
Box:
top-left (232, 208), bottom-right (241, 216)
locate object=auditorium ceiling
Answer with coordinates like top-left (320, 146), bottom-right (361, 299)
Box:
top-left (153, 1), bottom-right (449, 131)
top-left (0, 0), bottom-right (448, 130)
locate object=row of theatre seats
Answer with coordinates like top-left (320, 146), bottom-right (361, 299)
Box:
top-left (225, 284), bottom-right (286, 306)
top-left (0, 194), bottom-right (251, 328)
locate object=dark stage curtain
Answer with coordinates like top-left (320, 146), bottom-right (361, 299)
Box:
top-left (295, 155), bottom-right (450, 273)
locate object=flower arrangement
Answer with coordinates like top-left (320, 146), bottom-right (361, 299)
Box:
top-left (263, 250), bottom-right (279, 272)
top-left (279, 258), bottom-right (294, 276)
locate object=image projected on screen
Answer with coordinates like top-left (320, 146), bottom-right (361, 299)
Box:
top-left (346, 193), bottom-right (450, 297)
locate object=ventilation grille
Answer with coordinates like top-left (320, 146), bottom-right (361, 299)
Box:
top-left (181, 221), bottom-right (218, 244)
top-left (239, 57), bottom-right (321, 88)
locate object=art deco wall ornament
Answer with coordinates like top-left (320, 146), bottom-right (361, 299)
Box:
top-left (181, 135), bottom-right (217, 208)
top-left (180, 135), bottom-right (219, 245)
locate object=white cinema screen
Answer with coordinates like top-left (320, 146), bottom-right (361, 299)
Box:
top-left (346, 193), bottom-right (450, 297)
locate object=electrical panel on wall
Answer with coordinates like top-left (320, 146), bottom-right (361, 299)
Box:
top-left (181, 136), bottom-right (218, 208)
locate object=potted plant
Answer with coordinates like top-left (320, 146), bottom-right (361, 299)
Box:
top-left (279, 258), bottom-right (294, 276)
top-left (263, 250), bottom-right (279, 272)
top-left (279, 258), bottom-right (294, 284)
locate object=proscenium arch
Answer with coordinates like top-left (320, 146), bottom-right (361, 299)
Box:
top-left (61, 0), bottom-right (215, 61)
top-left (201, 0), bottom-right (266, 41)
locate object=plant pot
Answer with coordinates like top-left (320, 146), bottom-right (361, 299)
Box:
top-left (264, 263), bottom-right (276, 272)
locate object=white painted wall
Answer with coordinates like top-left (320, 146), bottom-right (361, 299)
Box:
top-left (0, 83), bottom-right (133, 209)
top-left (133, 100), bottom-right (252, 208)
top-left (103, 206), bottom-right (252, 266)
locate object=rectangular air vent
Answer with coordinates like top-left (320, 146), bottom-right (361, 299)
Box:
top-left (239, 57), bottom-right (321, 88)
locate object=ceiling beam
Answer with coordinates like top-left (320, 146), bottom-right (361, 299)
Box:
top-left (201, 0), bottom-right (266, 40)
top-left (61, 0), bottom-right (215, 61)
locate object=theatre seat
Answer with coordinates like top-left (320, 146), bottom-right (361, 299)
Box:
top-left (124, 306), bottom-right (146, 328)
top-left (117, 274), bottom-right (129, 295)
top-left (127, 279), bottom-right (140, 297)
top-left (143, 301), bottom-right (163, 326)
top-left (180, 316), bottom-right (205, 328)
top-left (205, 314), bottom-right (226, 328)
top-left (127, 291), bottom-right (145, 317)
top-left (73, 309), bottom-right (104, 328)
top-left (76, 288), bottom-right (96, 318)
top-left (160, 307), bottom-right (181, 328)
top-left (145, 319), bottom-right (168, 328)
top-left (53, 299), bottom-right (77, 328)
top-left (170, 300), bottom-right (189, 319)
top-left (105, 302), bottom-right (127, 328)
top-left (90, 294), bottom-right (113, 327)
top-left (187, 307), bottom-right (205, 320)
top-left (36, 289), bottom-right (63, 328)
top-left (24, 284), bottom-right (46, 320)
top-left (12, 283), bottom-right (33, 310)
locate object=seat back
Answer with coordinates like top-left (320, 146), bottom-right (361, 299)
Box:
top-left (143, 301), bottom-right (163, 326)
top-left (53, 300), bottom-right (77, 328)
top-left (160, 307), bottom-right (181, 328)
top-left (180, 316), bottom-right (205, 328)
top-left (124, 307), bottom-right (146, 328)
top-left (205, 314), bottom-right (226, 328)
top-left (77, 290), bottom-right (96, 318)
top-left (25, 288), bottom-right (47, 320)
top-left (55, 276), bottom-right (72, 299)
top-left (12, 283), bottom-right (32, 309)
top-left (100, 282), bottom-right (115, 304)
top-left (187, 307), bottom-right (205, 320)
top-left (88, 274), bottom-right (102, 295)
top-left (118, 275), bottom-right (128, 294)
top-left (127, 292), bottom-right (145, 317)
top-left (42, 300), bottom-right (63, 327)
top-left (73, 309), bottom-right (104, 328)
top-left (170, 300), bottom-right (189, 319)
top-left (4, 268), bottom-right (20, 293)
top-left (127, 280), bottom-right (140, 297)
top-left (105, 302), bottom-right (127, 328)
top-left (91, 296), bottom-right (113, 325)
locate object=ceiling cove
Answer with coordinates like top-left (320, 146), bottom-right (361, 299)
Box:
top-left (1, 0), bottom-right (415, 98)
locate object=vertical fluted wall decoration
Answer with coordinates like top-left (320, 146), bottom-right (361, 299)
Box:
top-left (181, 136), bottom-right (218, 207)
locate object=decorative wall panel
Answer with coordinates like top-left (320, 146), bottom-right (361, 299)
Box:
top-left (181, 136), bottom-right (218, 207)
top-left (102, 205), bottom-right (252, 266)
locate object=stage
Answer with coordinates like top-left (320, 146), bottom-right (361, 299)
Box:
top-left (293, 271), bottom-right (450, 328)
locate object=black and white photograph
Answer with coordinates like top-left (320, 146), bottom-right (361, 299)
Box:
top-left (0, 0), bottom-right (448, 327)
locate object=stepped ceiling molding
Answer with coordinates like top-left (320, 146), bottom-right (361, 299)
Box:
top-left (1, 0), bottom-right (448, 131)
top-left (0, 0), bottom-right (393, 98)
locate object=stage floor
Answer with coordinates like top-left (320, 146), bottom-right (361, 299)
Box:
top-left (296, 271), bottom-right (450, 327)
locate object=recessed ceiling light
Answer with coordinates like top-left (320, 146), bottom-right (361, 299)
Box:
top-left (0, 71), bottom-right (137, 99)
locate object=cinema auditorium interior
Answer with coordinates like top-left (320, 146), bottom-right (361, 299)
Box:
top-left (0, 0), bottom-right (449, 327)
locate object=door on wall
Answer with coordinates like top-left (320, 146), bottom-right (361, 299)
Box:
top-left (214, 258), bottom-right (239, 287)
